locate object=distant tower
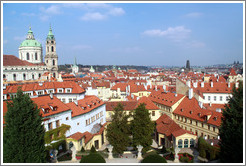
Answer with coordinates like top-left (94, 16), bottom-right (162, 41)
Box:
top-left (72, 57), bottom-right (79, 74)
top-left (186, 60), bottom-right (190, 70)
top-left (44, 26), bottom-right (58, 78)
top-left (19, 27), bottom-right (43, 64)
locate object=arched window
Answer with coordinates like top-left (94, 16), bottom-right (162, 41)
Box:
top-left (51, 46), bottom-right (54, 52)
top-left (178, 139), bottom-right (183, 148)
top-left (26, 53), bottom-right (30, 60)
top-left (32, 74), bottom-right (34, 80)
top-left (39, 73), bottom-right (41, 78)
top-left (13, 74), bottom-right (16, 81)
top-left (35, 53), bottom-right (38, 60)
top-left (47, 41), bottom-right (49, 44)
top-left (47, 46), bottom-right (49, 52)
top-left (51, 41), bottom-right (54, 44)
top-left (53, 73), bottom-right (56, 78)
top-left (53, 60), bottom-right (55, 66)
top-left (3, 74), bottom-right (6, 79)
top-left (23, 74), bottom-right (26, 80)
top-left (184, 139), bottom-right (188, 148)
top-left (190, 139), bottom-right (194, 148)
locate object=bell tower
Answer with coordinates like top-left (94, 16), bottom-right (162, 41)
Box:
top-left (44, 25), bottom-right (58, 78)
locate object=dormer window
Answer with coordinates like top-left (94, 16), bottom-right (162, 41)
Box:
top-left (181, 109), bottom-right (183, 112)
top-left (198, 113), bottom-right (201, 117)
top-left (66, 88), bottom-right (72, 93)
top-left (50, 106), bottom-right (53, 110)
top-left (53, 106), bottom-right (57, 111)
top-left (190, 110), bottom-right (193, 114)
top-left (213, 117), bottom-right (217, 121)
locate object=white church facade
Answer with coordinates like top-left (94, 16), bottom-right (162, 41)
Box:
top-left (3, 26), bottom-right (59, 82)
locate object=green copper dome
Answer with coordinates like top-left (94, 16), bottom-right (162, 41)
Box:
top-left (19, 27), bottom-right (42, 48)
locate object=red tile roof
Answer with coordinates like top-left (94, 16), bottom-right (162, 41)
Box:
top-left (110, 83), bottom-right (128, 92)
top-left (66, 95), bottom-right (104, 118)
top-left (138, 96), bottom-right (159, 110)
top-left (3, 55), bottom-right (45, 66)
top-left (194, 82), bottom-right (234, 95)
top-left (229, 68), bottom-right (237, 76)
top-left (105, 101), bottom-right (138, 111)
top-left (173, 97), bottom-right (222, 126)
top-left (149, 91), bottom-right (185, 107)
top-left (156, 114), bottom-right (193, 139)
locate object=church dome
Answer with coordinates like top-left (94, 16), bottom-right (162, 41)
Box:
top-left (19, 27), bottom-right (42, 48)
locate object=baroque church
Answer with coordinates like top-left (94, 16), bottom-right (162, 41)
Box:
top-left (3, 26), bottom-right (58, 82)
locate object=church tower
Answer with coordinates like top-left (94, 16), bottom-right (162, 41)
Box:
top-left (44, 26), bottom-right (58, 78)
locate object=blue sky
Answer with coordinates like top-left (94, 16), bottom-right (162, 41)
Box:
top-left (2, 2), bottom-right (244, 66)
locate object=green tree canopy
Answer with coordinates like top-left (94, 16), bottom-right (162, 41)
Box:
top-left (3, 88), bottom-right (46, 163)
top-left (131, 103), bottom-right (154, 152)
top-left (219, 81), bottom-right (243, 163)
top-left (106, 103), bottom-right (131, 154)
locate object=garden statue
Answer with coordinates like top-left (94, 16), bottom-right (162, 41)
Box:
top-left (71, 145), bottom-right (77, 161)
top-left (174, 146), bottom-right (181, 162)
top-left (137, 145), bottom-right (143, 159)
top-left (107, 144), bottom-right (113, 159)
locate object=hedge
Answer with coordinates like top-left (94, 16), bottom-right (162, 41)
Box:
top-left (80, 153), bottom-right (106, 163)
top-left (141, 154), bottom-right (167, 163)
top-left (198, 137), bottom-right (219, 160)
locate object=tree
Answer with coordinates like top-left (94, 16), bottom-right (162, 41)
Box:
top-left (219, 81), bottom-right (243, 163)
top-left (106, 103), bottom-right (131, 154)
top-left (3, 88), bottom-right (46, 163)
top-left (131, 103), bottom-right (154, 152)
top-left (141, 154), bottom-right (167, 163)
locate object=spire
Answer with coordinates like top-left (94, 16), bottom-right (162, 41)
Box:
top-left (26, 26), bottom-right (34, 40)
top-left (74, 57), bottom-right (77, 65)
top-left (47, 25), bottom-right (54, 40)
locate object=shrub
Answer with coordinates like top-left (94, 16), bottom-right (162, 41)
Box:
top-left (80, 153), bottom-right (106, 163)
top-left (180, 156), bottom-right (190, 163)
top-left (178, 153), bottom-right (194, 163)
top-left (198, 136), bottom-right (220, 160)
top-left (57, 153), bottom-right (72, 161)
top-left (163, 152), bottom-right (174, 161)
top-left (141, 154), bottom-right (167, 163)
top-left (90, 145), bottom-right (96, 154)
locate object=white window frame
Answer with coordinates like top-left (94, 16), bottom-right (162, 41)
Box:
top-left (65, 88), bottom-right (72, 93)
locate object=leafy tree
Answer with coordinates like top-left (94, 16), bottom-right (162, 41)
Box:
top-left (219, 81), bottom-right (243, 163)
top-left (3, 88), bottom-right (46, 163)
top-left (106, 103), bottom-right (131, 154)
top-left (131, 103), bottom-right (154, 152)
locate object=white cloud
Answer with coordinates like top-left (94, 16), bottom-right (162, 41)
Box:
top-left (108, 7), bottom-right (125, 16)
top-left (40, 5), bottom-right (62, 15)
top-left (72, 44), bottom-right (92, 50)
top-left (184, 12), bottom-right (203, 18)
top-left (39, 15), bottom-right (50, 21)
top-left (143, 26), bottom-right (191, 42)
top-left (81, 12), bottom-right (107, 21)
top-left (14, 36), bottom-right (26, 41)
top-left (21, 13), bottom-right (36, 16)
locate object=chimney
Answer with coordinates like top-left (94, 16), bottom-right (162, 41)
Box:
top-left (50, 93), bottom-right (53, 99)
top-left (188, 88), bottom-right (193, 99)
top-left (163, 85), bottom-right (166, 91)
top-left (74, 99), bottom-right (78, 106)
top-left (228, 82), bottom-right (230, 88)
top-left (175, 93), bottom-right (177, 97)
top-left (193, 82), bottom-right (197, 88)
top-left (210, 82), bottom-right (213, 87)
top-left (201, 82), bottom-right (204, 88)
top-left (199, 101), bottom-right (203, 108)
top-left (155, 85), bottom-right (157, 91)
top-left (209, 102), bottom-right (212, 107)
top-left (39, 82), bottom-right (43, 86)
top-left (235, 82), bottom-right (239, 88)
top-left (186, 80), bottom-right (191, 87)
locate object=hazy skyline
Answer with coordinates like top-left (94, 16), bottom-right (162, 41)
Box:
top-left (2, 2), bottom-right (244, 66)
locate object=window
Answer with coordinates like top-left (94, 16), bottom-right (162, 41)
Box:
top-left (13, 74), bottom-right (16, 81)
top-left (32, 74), bottom-right (34, 80)
top-left (48, 123), bottom-right (53, 130)
top-left (203, 96), bottom-right (205, 100)
top-left (190, 139), bottom-right (195, 148)
top-left (208, 135), bottom-right (210, 139)
top-left (213, 127), bottom-right (215, 132)
top-left (46, 60), bottom-right (48, 64)
top-left (77, 122), bottom-right (79, 125)
top-left (51, 41), bottom-right (54, 44)
top-left (184, 139), bottom-right (188, 148)
top-left (53, 60), bottom-right (55, 66)
top-left (214, 96), bottom-right (216, 101)
top-left (62, 98), bottom-right (66, 103)
top-left (220, 96), bottom-right (223, 101)
top-left (26, 53), bottom-right (30, 60)
top-left (86, 120), bottom-right (88, 126)
top-left (178, 139), bottom-right (183, 148)
top-left (184, 118), bottom-right (187, 123)
top-left (190, 119), bottom-right (192, 124)
top-left (152, 111), bottom-right (155, 116)
top-left (23, 74), bottom-right (26, 80)
top-left (195, 130), bottom-right (198, 135)
top-left (66, 117), bottom-right (69, 120)
top-left (38, 91), bottom-right (42, 95)
top-left (35, 53), bottom-right (38, 60)
top-left (51, 46), bottom-right (54, 52)
top-left (196, 121), bottom-right (198, 126)
top-left (208, 96), bottom-right (211, 101)
top-left (69, 98), bottom-right (72, 103)
top-left (208, 125), bottom-right (210, 130)
top-left (56, 120), bottom-right (60, 127)
top-left (58, 89), bottom-right (63, 93)
top-left (202, 123), bottom-right (204, 128)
